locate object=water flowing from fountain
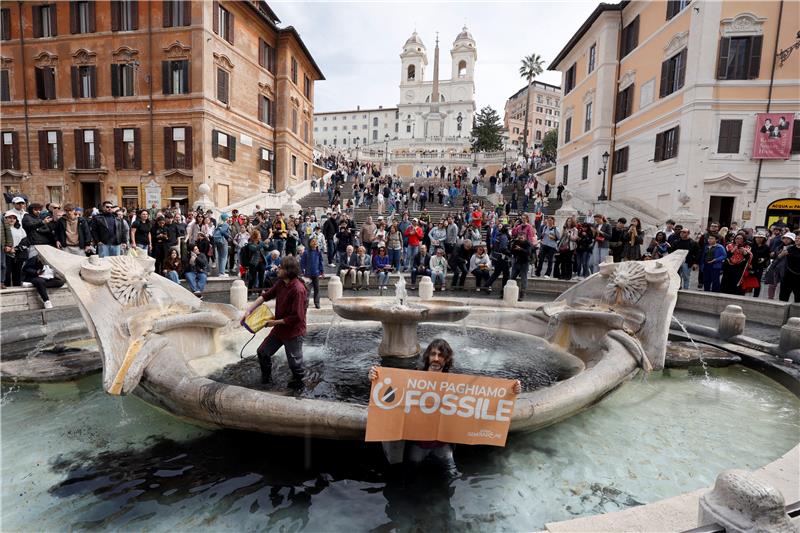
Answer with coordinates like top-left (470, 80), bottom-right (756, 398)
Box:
top-left (671, 316), bottom-right (710, 380)
top-left (394, 275), bottom-right (408, 308)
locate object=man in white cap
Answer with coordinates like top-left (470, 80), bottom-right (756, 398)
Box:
top-left (10, 197), bottom-right (27, 225)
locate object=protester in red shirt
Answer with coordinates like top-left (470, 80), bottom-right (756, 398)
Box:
top-left (471, 207), bottom-right (483, 229)
top-left (242, 255), bottom-right (308, 387)
top-left (404, 218), bottom-right (424, 271)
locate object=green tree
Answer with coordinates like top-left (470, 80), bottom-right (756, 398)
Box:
top-left (541, 128), bottom-right (558, 160)
top-left (519, 53), bottom-right (545, 157)
top-left (471, 106), bottom-right (503, 152)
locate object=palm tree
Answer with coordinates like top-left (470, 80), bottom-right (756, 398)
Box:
top-left (519, 53), bottom-right (545, 159)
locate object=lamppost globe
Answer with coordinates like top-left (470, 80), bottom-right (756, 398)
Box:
top-left (602, 150), bottom-right (610, 165)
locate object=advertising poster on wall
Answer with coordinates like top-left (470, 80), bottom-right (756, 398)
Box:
top-left (752, 113), bottom-right (795, 159)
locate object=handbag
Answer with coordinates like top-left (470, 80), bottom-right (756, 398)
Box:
top-left (243, 304), bottom-right (275, 333)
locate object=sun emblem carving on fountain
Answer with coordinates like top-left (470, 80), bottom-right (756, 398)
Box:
top-left (107, 256), bottom-right (152, 307)
top-left (604, 262), bottom-right (647, 305)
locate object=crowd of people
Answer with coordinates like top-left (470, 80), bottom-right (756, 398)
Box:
top-left (3, 171), bottom-right (799, 307)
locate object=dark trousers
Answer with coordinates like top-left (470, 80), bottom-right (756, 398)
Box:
top-left (410, 268), bottom-right (431, 285)
top-left (779, 270), bottom-right (800, 302)
top-left (451, 262), bottom-right (468, 287)
top-left (30, 277), bottom-right (64, 303)
top-left (536, 247), bottom-right (556, 277)
top-left (703, 268), bottom-right (721, 292)
top-left (472, 268), bottom-right (490, 288)
top-left (558, 250), bottom-right (574, 280)
top-left (510, 261), bottom-right (529, 291)
top-left (247, 263), bottom-right (266, 289)
top-left (257, 335), bottom-right (305, 382)
top-left (487, 257), bottom-right (509, 288)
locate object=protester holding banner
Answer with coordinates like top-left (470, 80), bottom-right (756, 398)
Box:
top-left (368, 339), bottom-right (522, 478)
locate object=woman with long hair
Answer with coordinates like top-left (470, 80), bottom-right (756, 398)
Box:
top-left (622, 217), bottom-right (643, 261)
top-left (557, 217), bottom-right (579, 280)
top-left (645, 231), bottom-right (671, 260)
top-left (163, 248), bottom-right (183, 283)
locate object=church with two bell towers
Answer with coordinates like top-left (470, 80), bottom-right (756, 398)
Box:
top-left (312, 27), bottom-right (477, 153)
top-left (397, 27), bottom-right (477, 145)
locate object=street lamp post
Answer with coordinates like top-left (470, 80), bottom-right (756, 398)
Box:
top-left (384, 133), bottom-right (390, 164)
top-left (597, 150), bottom-right (610, 201)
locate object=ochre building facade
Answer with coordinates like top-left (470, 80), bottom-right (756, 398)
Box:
top-left (0, 0), bottom-right (323, 212)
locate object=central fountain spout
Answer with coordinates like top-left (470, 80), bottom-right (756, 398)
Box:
top-left (332, 278), bottom-right (470, 358)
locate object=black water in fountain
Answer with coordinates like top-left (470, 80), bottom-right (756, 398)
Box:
top-left (210, 324), bottom-right (584, 402)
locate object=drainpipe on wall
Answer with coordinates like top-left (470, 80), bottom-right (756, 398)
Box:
top-left (606, 9), bottom-right (624, 202)
top-left (17, 2), bottom-right (32, 176)
top-left (753, 0), bottom-right (784, 204)
top-left (147, 1), bottom-right (155, 176)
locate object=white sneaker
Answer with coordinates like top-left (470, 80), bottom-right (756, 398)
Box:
top-left (543, 275), bottom-right (550, 279)
top-left (43, 301), bottom-right (53, 309)
top-left (22, 282), bottom-right (33, 288)
top-left (219, 273), bottom-right (228, 278)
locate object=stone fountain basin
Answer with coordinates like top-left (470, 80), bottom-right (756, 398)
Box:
top-left (332, 297), bottom-right (471, 324)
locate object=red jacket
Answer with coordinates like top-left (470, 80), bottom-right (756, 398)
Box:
top-left (405, 225), bottom-right (423, 246)
top-left (260, 278), bottom-right (307, 341)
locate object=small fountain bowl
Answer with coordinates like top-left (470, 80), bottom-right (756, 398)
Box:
top-left (332, 297), bottom-right (470, 324)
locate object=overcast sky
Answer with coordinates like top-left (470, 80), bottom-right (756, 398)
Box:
top-left (271, 1), bottom-right (600, 115)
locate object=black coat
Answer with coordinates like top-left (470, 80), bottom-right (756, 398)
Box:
top-left (22, 213), bottom-right (56, 246)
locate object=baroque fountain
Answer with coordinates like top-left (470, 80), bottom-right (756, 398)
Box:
top-left (34, 246), bottom-right (687, 438)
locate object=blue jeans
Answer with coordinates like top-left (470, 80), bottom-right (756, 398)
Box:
top-left (326, 239), bottom-right (336, 264)
top-left (165, 270), bottom-right (180, 283)
top-left (679, 263), bottom-right (691, 289)
top-left (405, 245), bottom-right (419, 270)
top-left (431, 271), bottom-right (445, 287)
top-left (273, 238), bottom-right (285, 256)
top-left (590, 246), bottom-right (608, 274)
top-left (377, 271), bottom-right (390, 286)
top-left (576, 250), bottom-right (592, 277)
top-left (214, 239), bottom-right (228, 275)
top-left (136, 244), bottom-right (149, 253)
top-left (98, 244), bottom-right (121, 257)
top-left (185, 271), bottom-right (207, 293)
top-left (389, 248), bottom-right (402, 271)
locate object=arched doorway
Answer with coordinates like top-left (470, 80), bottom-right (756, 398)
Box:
top-left (765, 198), bottom-right (800, 229)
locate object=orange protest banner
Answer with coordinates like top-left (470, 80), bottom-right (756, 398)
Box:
top-left (365, 367), bottom-right (517, 447)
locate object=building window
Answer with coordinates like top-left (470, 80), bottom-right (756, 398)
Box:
top-left (164, 126), bottom-right (192, 170)
top-left (71, 65), bottom-right (96, 99)
top-left (564, 117), bottom-right (572, 143)
top-left (259, 147), bottom-right (271, 172)
top-left (613, 146), bottom-right (629, 175)
top-left (406, 125), bottom-right (411, 133)
top-left (258, 95), bottom-right (274, 126)
top-left (717, 119), bottom-right (743, 154)
top-left (792, 120), bottom-right (800, 154)
top-left (666, 0), bottom-right (690, 20)
top-left (70, 1), bottom-right (96, 34)
top-left (535, 130), bottom-right (542, 141)
top-left (212, 130), bottom-right (235, 161)
top-left (407, 64), bottom-right (415, 81)
top-left (162, 60), bottom-right (190, 94)
top-left (291, 154), bottom-right (297, 176)
top-left (584, 102), bottom-right (592, 131)
top-left (323, 139), bottom-right (327, 146)
top-left (372, 130), bottom-right (378, 141)
top-left (304, 75), bottom-right (311, 99)
top-left (545, 120), bottom-right (551, 127)
top-left (1, 131), bottom-right (19, 170)
top-left (1, 8), bottom-right (10, 41)
top-left (214, 3), bottom-right (233, 44)
top-left (74, 129), bottom-right (100, 169)
top-left (660, 48), bottom-right (687, 97)
top-left (564, 63), bottom-right (576, 93)
top-left (111, 63), bottom-right (135, 97)
top-left (535, 118), bottom-right (542, 125)
top-left (587, 44), bottom-right (596, 73)
top-left (616, 85), bottom-right (634, 122)
top-left (120, 186), bottom-right (138, 210)
top-left (717, 36), bottom-right (763, 80)
top-left (536, 106), bottom-right (543, 113)
top-left (291, 57), bottom-right (298, 84)
top-left (562, 164), bottom-right (569, 185)
top-left (114, 127), bottom-right (140, 169)
top-left (373, 117), bottom-right (379, 127)
top-left (620, 16), bottom-right (639, 58)
top-left (303, 121), bottom-right (309, 143)
top-left (33, 4), bottom-right (57, 38)
top-left (654, 126), bottom-right (680, 162)
top-left (34, 67), bottom-right (57, 100)
top-left (581, 156), bottom-right (588, 180)
top-left (304, 162), bottom-right (308, 180)
top-left (0, 70), bottom-right (9, 101)
top-left (259, 39), bottom-right (275, 73)
top-left (111, 1), bottom-right (138, 32)
top-left (458, 60), bottom-right (467, 78)
top-left (291, 109), bottom-right (298, 134)
top-left (38, 130), bottom-right (62, 169)
top-left (163, 0), bottom-right (190, 27)
top-left (216, 68), bottom-right (229, 104)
